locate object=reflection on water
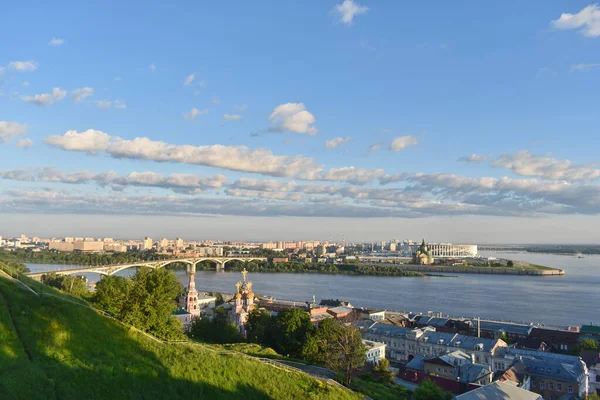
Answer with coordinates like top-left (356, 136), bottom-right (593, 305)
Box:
top-left (27, 251), bottom-right (599, 326)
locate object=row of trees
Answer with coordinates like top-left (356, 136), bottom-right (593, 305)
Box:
top-left (9, 248), bottom-right (172, 265)
top-left (41, 273), bottom-right (90, 298)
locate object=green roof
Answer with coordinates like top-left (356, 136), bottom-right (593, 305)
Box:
top-left (581, 325), bottom-right (600, 334)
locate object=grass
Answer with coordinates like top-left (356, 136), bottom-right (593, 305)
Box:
top-left (0, 268), bottom-right (360, 400)
top-left (350, 377), bottom-right (409, 400)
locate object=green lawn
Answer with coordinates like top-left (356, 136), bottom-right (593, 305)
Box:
top-left (0, 271), bottom-right (360, 400)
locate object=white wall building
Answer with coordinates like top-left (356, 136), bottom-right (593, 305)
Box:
top-left (363, 339), bottom-right (386, 364)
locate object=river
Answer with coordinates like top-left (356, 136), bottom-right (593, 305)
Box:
top-left (26, 251), bottom-right (599, 327)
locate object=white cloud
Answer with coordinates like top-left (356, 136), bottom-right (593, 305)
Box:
top-left (321, 166), bottom-right (385, 184)
top-left (211, 97), bottom-right (221, 105)
top-left (114, 77), bottom-right (122, 82)
top-left (0, 121), bottom-right (28, 143)
top-left (184, 107), bottom-right (208, 120)
top-left (551, 4), bottom-right (600, 37)
top-left (114, 100), bottom-right (127, 109)
top-left (44, 129), bottom-right (111, 153)
top-left (492, 151), bottom-right (600, 181)
top-left (459, 153), bottom-right (491, 163)
top-left (184, 73), bottom-right (195, 86)
top-left (325, 136), bottom-right (351, 149)
top-left (570, 63), bottom-right (600, 71)
top-left (149, 64), bottom-right (156, 72)
top-left (9, 61), bottom-right (38, 72)
top-left (235, 104), bottom-right (248, 112)
top-left (0, 67), bottom-right (4, 76)
top-left (49, 38), bottom-right (64, 46)
top-left (15, 138), bottom-right (33, 148)
top-left (21, 87), bottom-right (67, 106)
top-left (72, 87), bottom-right (94, 102)
top-left (269, 102), bottom-right (318, 135)
top-left (95, 100), bottom-right (112, 109)
top-left (22, 81), bottom-right (29, 87)
top-left (389, 136), bottom-right (419, 152)
top-left (224, 114), bottom-right (243, 121)
top-left (332, 0), bottom-right (369, 26)
top-left (367, 144), bottom-right (381, 155)
top-left (43, 130), bottom-right (325, 179)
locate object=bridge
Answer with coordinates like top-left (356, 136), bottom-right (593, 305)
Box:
top-left (25, 256), bottom-right (267, 281)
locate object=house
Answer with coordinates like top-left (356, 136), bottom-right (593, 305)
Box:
top-left (360, 309), bottom-right (386, 321)
top-left (455, 381), bottom-right (543, 400)
top-left (361, 323), bottom-right (507, 370)
top-left (498, 359), bottom-right (532, 390)
top-left (516, 337), bottom-right (549, 352)
top-left (580, 325), bottom-right (600, 345)
top-left (400, 350), bottom-right (492, 394)
top-left (309, 307), bottom-right (333, 325)
top-left (319, 299), bottom-right (353, 308)
top-left (363, 340), bottom-right (386, 364)
top-left (587, 357), bottom-right (600, 396)
top-left (528, 327), bottom-right (580, 354)
top-left (173, 308), bottom-right (194, 332)
top-left (497, 348), bottom-right (589, 399)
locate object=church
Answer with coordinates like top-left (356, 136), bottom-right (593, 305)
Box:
top-left (229, 268), bottom-right (257, 336)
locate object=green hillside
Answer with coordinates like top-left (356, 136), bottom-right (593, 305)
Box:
top-left (0, 271), bottom-right (359, 400)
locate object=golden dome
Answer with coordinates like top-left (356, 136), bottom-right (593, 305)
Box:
top-left (244, 291), bottom-right (255, 299)
top-left (234, 292), bottom-right (242, 299)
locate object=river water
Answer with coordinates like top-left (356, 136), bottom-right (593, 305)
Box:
top-left (26, 251), bottom-right (599, 327)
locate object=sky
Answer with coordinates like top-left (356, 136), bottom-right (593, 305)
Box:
top-left (1, 1), bottom-right (600, 243)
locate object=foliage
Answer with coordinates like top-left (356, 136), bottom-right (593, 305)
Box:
top-left (94, 267), bottom-right (185, 340)
top-left (214, 292), bottom-right (224, 306)
top-left (41, 272), bottom-right (90, 298)
top-left (507, 260), bottom-right (514, 267)
top-left (579, 338), bottom-right (599, 351)
top-left (0, 273), bottom-right (360, 400)
top-left (372, 358), bottom-right (394, 384)
top-left (5, 248), bottom-right (171, 265)
top-left (302, 318), bottom-right (366, 385)
top-left (0, 251), bottom-right (30, 273)
top-left (498, 332), bottom-right (514, 345)
top-left (190, 308), bottom-right (243, 344)
top-left (413, 379), bottom-right (452, 400)
top-left (245, 308), bottom-right (314, 358)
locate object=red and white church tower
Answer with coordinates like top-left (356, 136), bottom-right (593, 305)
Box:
top-left (180, 272), bottom-right (200, 318)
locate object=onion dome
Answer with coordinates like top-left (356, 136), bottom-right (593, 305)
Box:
top-left (234, 292), bottom-right (242, 299)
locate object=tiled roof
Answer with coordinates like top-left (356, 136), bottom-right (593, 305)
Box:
top-left (477, 320), bottom-right (533, 336)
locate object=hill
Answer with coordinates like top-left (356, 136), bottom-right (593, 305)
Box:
top-left (0, 269), bottom-right (360, 400)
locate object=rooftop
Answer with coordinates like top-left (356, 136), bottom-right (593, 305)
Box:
top-left (455, 381), bottom-right (542, 400)
top-left (362, 339), bottom-right (385, 350)
top-left (505, 349), bottom-right (587, 383)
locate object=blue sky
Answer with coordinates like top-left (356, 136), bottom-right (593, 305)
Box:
top-left (1, 1), bottom-right (600, 243)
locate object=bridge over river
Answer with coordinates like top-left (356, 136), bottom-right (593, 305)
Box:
top-left (26, 256), bottom-right (267, 281)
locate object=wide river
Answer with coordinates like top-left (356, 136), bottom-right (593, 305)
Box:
top-left (27, 251), bottom-right (599, 327)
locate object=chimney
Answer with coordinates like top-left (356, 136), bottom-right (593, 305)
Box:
top-left (470, 353), bottom-right (476, 364)
top-left (477, 317), bottom-right (481, 338)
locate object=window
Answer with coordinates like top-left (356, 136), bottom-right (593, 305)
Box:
top-left (568, 386), bottom-right (573, 393)
top-left (531, 381), bottom-right (536, 387)
top-left (549, 383), bottom-right (553, 390)
top-left (596, 374), bottom-right (600, 382)
top-left (540, 381), bottom-right (545, 389)
top-left (549, 396), bottom-right (553, 400)
top-left (557, 384), bottom-right (561, 391)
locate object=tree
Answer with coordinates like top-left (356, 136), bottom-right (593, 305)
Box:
top-left (94, 275), bottom-right (130, 316)
top-left (507, 260), bottom-right (514, 267)
top-left (372, 358), bottom-right (394, 384)
top-left (413, 380), bottom-right (452, 400)
top-left (190, 308), bottom-right (242, 344)
top-left (41, 272), bottom-right (88, 297)
top-left (579, 338), bottom-right (599, 351)
top-left (302, 318), bottom-right (366, 385)
top-left (214, 292), bottom-right (224, 306)
top-left (94, 267), bottom-right (185, 340)
top-left (272, 308), bottom-right (314, 357)
top-left (245, 308), bottom-right (275, 346)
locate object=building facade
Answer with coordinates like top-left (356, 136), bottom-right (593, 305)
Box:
top-left (361, 323), bottom-right (507, 371)
top-left (363, 340), bottom-right (386, 364)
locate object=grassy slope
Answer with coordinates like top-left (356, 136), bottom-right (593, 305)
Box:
top-left (0, 274), bottom-right (359, 400)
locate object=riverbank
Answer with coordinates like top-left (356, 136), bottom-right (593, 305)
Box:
top-left (386, 263), bottom-right (565, 276)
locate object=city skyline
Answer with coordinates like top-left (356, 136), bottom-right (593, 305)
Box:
top-left (2, 1), bottom-right (600, 243)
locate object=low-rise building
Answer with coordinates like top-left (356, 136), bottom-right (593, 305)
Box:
top-left (361, 323), bottom-right (507, 370)
top-left (360, 309), bottom-right (385, 321)
top-left (173, 309), bottom-right (193, 332)
top-left (363, 340), bottom-right (386, 364)
top-left (497, 348), bottom-right (589, 399)
top-left (528, 327), bottom-right (580, 354)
